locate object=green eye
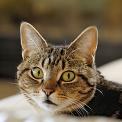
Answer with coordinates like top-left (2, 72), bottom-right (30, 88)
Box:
top-left (31, 67), bottom-right (43, 79)
top-left (61, 71), bottom-right (75, 82)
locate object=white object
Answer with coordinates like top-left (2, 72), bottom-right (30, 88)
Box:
top-left (99, 58), bottom-right (122, 84)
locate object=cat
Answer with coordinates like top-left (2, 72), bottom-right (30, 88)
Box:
top-left (17, 22), bottom-right (122, 119)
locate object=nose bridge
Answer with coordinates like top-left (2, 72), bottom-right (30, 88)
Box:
top-left (43, 69), bottom-right (57, 89)
top-left (42, 68), bottom-right (58, 96)
top-left (43, 79), bottom-right (56, 89)
top-left (42, 79), bottom-right (56, 96)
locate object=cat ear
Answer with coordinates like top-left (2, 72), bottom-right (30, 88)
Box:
top-left (20, 22), bottom-right (48, 59)
top-left (67, 26), bottom-right (98, 65)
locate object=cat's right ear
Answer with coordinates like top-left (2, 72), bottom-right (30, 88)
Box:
top-left (20, 22), bottom-right (48, 60)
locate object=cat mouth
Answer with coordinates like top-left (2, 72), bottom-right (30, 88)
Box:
top-left (43, 99), bottom-right (57, 106)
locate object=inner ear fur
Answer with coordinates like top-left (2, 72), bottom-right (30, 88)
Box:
top-left (20, 22), bottom-right (48, 59)
top-left (67, 26), bottom-right (98, 65)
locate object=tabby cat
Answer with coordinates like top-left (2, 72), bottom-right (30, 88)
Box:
top-left (17, 22), bottom-right (122, 119)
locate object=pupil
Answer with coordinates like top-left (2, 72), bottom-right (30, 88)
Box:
top-left (38, 70), bottom-right (40, 75)
top-left (68, 73), bottom-right (70, 79)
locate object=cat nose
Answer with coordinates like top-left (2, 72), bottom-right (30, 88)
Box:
top-left (42, 88), bottom-right (55, 96)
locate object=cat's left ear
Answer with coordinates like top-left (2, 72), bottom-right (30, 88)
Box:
top-left (67, 26), bottom-right (98, 65)
top-left (20, 22), bottom-right (48, 60)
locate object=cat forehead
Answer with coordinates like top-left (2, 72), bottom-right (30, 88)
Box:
top-left (28, 46), bottom-right (66, 61)
top-left (43, 46), bottom-right (66, 56)
top-left (28, 47), bottom-right (65, 71)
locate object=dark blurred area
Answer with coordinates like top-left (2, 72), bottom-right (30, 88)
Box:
top-left (0, 0), bottom-right (122, 79)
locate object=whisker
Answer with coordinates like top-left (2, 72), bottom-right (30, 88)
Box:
top-left (70, 111), bottom-right (75, 117)
top-left (65, 96), bottom-right (90, 117)
top-left (81, 102), bottom-right (92, 111)
top-left (81, 106), bottom-right (89, 116)
top-left (60, 97), bottom-right (84, 117)
top-left (7, 81), bottom-right (18, 86)
top-left (73, 100), bottom-right (88, 117)
top-left (23, 92), bottom-right (46, 111)
top-left (73, 106), bottom-right (83, 117)
top-left (54, 99), bottom-right (72, 112)
top-left (73, 108), bottom-right (83, 117)
top-left (96, 88), bottom-right (104, 96)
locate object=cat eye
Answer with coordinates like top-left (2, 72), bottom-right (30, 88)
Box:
top-left (31, 67), bottom-right (43, 79)
top-left (61, 71), bottom-right (75, 82)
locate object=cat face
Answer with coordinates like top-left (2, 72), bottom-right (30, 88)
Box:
top-left (17, 22), bottom-right (99, 114)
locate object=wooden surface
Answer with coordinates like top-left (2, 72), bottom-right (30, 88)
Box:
top-left (0, 79), bottom-right (18, 99)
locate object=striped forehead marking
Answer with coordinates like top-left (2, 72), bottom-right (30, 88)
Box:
top-left (41, 47), bottom-right (66, 69)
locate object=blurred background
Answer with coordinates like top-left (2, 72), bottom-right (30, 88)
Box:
top-left (0, 0), bottom-right (122, 99)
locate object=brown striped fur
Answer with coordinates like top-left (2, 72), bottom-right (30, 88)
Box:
top-left (17, 22), bottom-right (103, 114)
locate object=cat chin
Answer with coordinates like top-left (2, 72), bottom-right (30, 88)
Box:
top-left (39, 102), bottom-right (57, 112)
top-left (29, 95), bottom-right (57, 112)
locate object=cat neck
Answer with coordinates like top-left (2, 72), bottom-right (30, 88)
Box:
top-left (87, 83), bottom-right (122, 119)
top-left (65, 80), bottom-right (122, 119)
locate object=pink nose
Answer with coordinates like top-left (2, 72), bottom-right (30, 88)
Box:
top-left (42, 88), bottom-right (55, 96)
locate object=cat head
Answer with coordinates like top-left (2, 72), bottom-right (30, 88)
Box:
top-left (17, 22), bottom-right (99, 114)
